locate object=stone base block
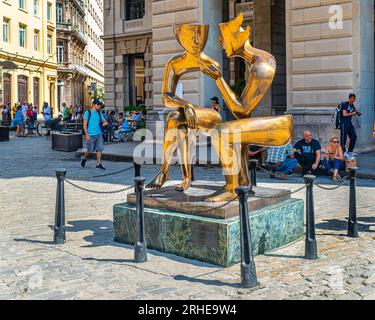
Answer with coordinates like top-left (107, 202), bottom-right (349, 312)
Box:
top-left (113, 198), bottom-right (304, 267)
top-left (51, 132), bottom-right (83, 152)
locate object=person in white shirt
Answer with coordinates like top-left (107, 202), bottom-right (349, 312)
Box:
top-left (42, 102), bottom-right (52, 123)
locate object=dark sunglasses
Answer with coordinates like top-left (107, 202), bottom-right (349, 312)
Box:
top-left (332, 140), bottom-right (339, 144)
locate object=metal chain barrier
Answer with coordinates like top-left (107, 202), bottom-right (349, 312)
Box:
top-left (90, 165), bottom-right (134, 179)
top-left (65, 178), bottom-right (134, 194)
top-left (313, 176), bottom-right (349, 191)
top-left (252, 185), bottom-right (307, 199)
top-left (256, 165), bottom-right (273, 173)
top-left (65, 165), bottom-right (135, 181)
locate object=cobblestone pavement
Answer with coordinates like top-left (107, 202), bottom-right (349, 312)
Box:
top-left (0, 136), bottom-right (375, 300)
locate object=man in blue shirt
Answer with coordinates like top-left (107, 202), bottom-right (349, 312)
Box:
top-left (293, 131), bottom-right (322, 176)
top-left (81, 99), bottom-right (108, 170)
top-left (340, 93), bottom-right (360, 157)
top-left (114, 117), bottom-right (133, 142)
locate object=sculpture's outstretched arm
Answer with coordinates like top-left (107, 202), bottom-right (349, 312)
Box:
top-left (216, 76), bottom-right (244, 120)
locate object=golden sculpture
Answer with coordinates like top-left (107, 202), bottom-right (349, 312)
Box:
top-left (147, 14), bottom-right (294, 201)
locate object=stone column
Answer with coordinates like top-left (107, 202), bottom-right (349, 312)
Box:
top-left (285, 0), bottom-right (374, 150)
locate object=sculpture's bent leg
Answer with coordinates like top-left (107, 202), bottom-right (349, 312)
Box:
top-left (147, 107), bottom-right (222, 191)
top-left (207, 132), bottom-right (241, 202)
top-left (207, 115), bottom-right (294, 202)
top-left (175, 124), bottom-right (193, 191)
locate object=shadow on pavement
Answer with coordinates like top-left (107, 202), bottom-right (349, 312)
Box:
top-left (316, 218), bottom-right (375, 234)
top-left (174, 274), bottom-right (241, 288)
top-left (14, 218), bottom-right (219, 269)
top-left (14, 238), bottom-right (55, 245)
top-left (263, 253), bottom-right (305, 259)
top-left (82, 257), bottom-right (135, 264)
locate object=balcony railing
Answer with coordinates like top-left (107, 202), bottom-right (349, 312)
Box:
top-left (126, 0), bottom-right (145, 21)
top-left (57, 22), bottom-right (87, 45)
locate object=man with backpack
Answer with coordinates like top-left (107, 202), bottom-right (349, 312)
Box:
top-left (81, 99), bottom-right (108, 170)
top-left (336, 93), bottom-right (361, 158)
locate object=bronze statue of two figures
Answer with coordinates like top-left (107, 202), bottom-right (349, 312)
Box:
top-left (147, 14), bottom-right (294, 202)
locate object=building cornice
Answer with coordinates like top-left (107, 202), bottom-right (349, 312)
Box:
top-left (101, 30), bottom-right (152, 41)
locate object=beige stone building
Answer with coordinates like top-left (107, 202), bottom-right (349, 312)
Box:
top-left (103, 0), bottom-right (374, 150)
top-left (0, 0), bottom-right (58, 113)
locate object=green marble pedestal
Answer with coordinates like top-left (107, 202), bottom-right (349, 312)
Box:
top-left (113, 183), bottom-right (304, 267)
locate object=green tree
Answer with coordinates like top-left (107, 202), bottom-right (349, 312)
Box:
top-left (89, 85), bottom-right (105, 102)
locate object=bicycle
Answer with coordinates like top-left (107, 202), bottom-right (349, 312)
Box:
top-left (36, 120), bottom-right (52, 136)
top-left (25, 119), bottom-right (37, 136)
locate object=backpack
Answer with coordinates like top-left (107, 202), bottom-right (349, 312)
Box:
top-left (87, 110), bottom-right (104, 133)
top-left (332, 102), bottom-right (344, 130)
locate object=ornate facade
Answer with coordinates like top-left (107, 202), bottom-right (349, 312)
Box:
top-left (56, 0), bottom-right (88, 111)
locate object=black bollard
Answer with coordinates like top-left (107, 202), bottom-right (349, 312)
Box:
top-left (134, 177), bottom-right (147, 263)
top-left (249, 159), bottom-right (258, 187)
top-left (54, 170), bottom-right (67, 244)
top-left (235, 186), bottom-right (258, 288)
top-left (303, 175), bottom-right (318, 259)
top-left (348, 167), bottom-right (359, 238)
top-left (191, 164), bottom-right (195, 182)
top-left (134, 160), bottom-right (141, 178)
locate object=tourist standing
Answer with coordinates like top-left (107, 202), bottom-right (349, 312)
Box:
top-left (14, 105), bottom-right (25, 137)
top-left (42, 102), bottom-right (52, 125)
top-left (21, 101), bottom-right (28, 119)
top-left (1, 104), bottom-right (12, 126)
top-left (340, 93), bottom-right (361, 158)
top-left (81, 99), bottom-right (108, 170)
top-left (62, 103), bottom-right (70, 121)
top-left (33, 105), bottom-right (38, 122)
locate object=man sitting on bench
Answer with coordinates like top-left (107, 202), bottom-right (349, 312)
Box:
top-left (114, 117), bottom-right (133, 142)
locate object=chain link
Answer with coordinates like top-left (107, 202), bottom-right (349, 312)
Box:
top-left (253, 185), bottom-right (306, 199)
top-left (256, 165), bottom-right (273, 173)
top-left (65, 178), bottom-right (134, 194)
top-left (313, 177), bottom-right (349, 191)
top-left (90, 165), bottom-right (134, 179)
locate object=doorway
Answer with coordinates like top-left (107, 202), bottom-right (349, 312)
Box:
top-left (3, 73), bottom-right (11, 106)
top-left (124, 54), bottom-right (146, 106)
top-left (18, 75), bottom-right (28, 103)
